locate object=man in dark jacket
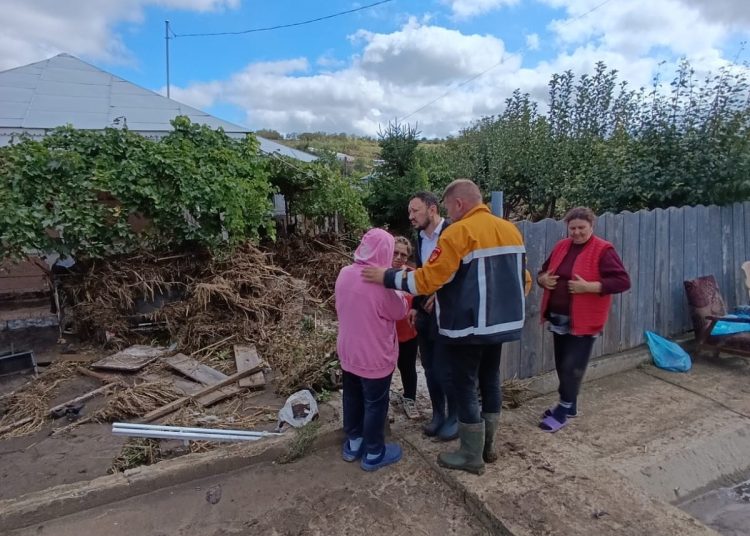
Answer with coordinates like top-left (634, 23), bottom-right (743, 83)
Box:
top-left (407, 191), bottom-right (458, 441)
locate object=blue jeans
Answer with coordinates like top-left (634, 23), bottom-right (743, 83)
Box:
top-left (446, 343), bottom-right (503, 424)
top-left (342, 370), bottom-right (392, 456)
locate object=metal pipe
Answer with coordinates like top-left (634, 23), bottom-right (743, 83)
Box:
top-left (112, 429), bottom-right (265, 442)
top-left (113, 422), bottom-right (279, 437)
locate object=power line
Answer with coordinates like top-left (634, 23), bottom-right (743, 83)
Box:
top-left (399, 0), bottom-right (617, 122)
top-left (173, 0), bottom-right (394, 38)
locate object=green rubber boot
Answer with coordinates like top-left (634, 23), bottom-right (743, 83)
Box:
top-left (482, 412), bottom-right (500, 463)
top-left (437, 421), bottom-right (485, 475)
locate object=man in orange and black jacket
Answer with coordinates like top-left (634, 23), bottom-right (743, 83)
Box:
top-left (363, 179), bottom-right (530, 475)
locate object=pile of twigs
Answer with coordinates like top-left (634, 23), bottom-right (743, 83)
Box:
top-left (269, 234), bottom-right (354, 304)
top-left (502, 377), bottom-right (533, 409)
top-left (60, 242), bottom-right (341, 395)
top-left (62, 244), bottom-right (310, 352)
top-left (90, 381), bottom-right (183, 422)
top-left (0, 363), bottom-right (79, 439)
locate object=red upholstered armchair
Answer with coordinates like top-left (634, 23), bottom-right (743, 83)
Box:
top-left (683, 275), bottom-right (750, 359)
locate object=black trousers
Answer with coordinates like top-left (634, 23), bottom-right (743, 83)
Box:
top-left (444, 343), bottom-right (503, 424)
top-left (553, 333), bottom-right (596, 404)
top-left (397, 338), bottom-right (419, 400)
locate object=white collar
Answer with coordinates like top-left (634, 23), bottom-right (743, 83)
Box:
top-left (420, 218), bottom-right (445, 240)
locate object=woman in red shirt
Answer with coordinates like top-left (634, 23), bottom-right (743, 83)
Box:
top-left (393, 236), bottom-right (420, 419)
top-left (537, 207), bottom-right (631, 433)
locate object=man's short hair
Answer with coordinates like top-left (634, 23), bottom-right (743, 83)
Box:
top-left (411, 191), bottom-right (440, 208)
top-left (442, 179), bottom-right (482, 203)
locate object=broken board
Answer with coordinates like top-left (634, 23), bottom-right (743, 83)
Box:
top-left (233, 344), bottom-right (266, 388)
top-left (91, 345), bottom-right (167, 372)
top-left (164, 353), bottom-right (240, 407)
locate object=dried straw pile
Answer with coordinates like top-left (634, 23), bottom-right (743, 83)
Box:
top-left (153, 244), bottom-right (308, 353)
top-left (62, 242), bottom-right (342, 395)
top-left (501, 377), bottom-right (532, 409)
top-left (90, 381), bottom-right (183, 422)
top-left (62, 244), bottom-right (309, 350)
top-left (0, 363), bottom-right (78, 439)
top-left (269, 234), bottom-right (354, 304)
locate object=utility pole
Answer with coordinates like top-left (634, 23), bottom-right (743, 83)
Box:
top-left (165, 20), bottom-right (171, 98)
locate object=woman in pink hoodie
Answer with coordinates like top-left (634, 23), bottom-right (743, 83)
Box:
top-left (335, 228), bottom-right (409, 471)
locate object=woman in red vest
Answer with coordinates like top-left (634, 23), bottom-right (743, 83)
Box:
top-left (537, 207), bottom-right (631, 432)
top-left (393, 236), bottom-right (420, 419)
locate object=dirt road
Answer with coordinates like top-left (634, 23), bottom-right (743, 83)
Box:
top-left (10, 442), bottom-right (489, 536)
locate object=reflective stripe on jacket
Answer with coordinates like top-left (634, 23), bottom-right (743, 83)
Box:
top-left (385, 204), bottom-right (529, 345)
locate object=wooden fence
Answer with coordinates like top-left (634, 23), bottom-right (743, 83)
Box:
top-left (502, 202), bottom-right (750, 379)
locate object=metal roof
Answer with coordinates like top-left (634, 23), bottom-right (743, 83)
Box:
top-left (0, 53), bottom-right (316, 162)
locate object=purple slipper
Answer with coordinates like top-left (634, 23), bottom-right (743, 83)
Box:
top-left (542, 406), bottom-right (578, 419)
top-left (539, 415), bottom-right (568, 433)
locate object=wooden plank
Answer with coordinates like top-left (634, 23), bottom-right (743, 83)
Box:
top-left (91, 345), bottom-right (167, 372)
top-left (602, 212), bottom-right (624, 354)
top-left (732, 202), bottom-right (746, 308)
top-left (165, 354), bottom-right (228, 385)
top-left (721, 205), bottom-right (734, 309)
top-left (233, 344), bottom-right (266, 388)
top-left (501, 341), bottom-right (520, 379)
top-left (196, 386), bottom-right (242, 407)
top-left (637, 209), bottom-right (656, 341)
top-left (0, 416), bottom-right (34, 435)
top-left (48, 384), bottom-right (114, 415)
top-left (667, 207), bottom-right (685, 337)
top-left (694, 205), bottom-right (711, 278)
top-left (138, 364), bottom-right (264, 423)
top-left (540, 218), bottom-right (566, 372)
top-left (653, 209), bottom-right (670, 334)
top-left (619, 211), bottom-right (640, 349)
top-left (682, 205), bottom-right (700, 330)
top-left (708, 205), bottom-right (723, 290)
top-left (518, 220), bottom-right (548, 377)
top-left (142, 373), bottom-right (237, 406)
top-left (504, 220), bottom-right (528, 379)
top-left (75, 366), bottom-right (121, 384)
top-left (591, 213), bottom-right (609, 358)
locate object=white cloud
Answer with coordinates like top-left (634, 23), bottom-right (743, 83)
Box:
top-left (0, 0), bottom-right (240, 70)
top-left (167, 21), bottom-right (528, 137)
top-left (2, 0), bottom-right (749, 138)
top-left (544, 0), bottom-right (740, 58)
top-left (526, 33), bottom-right (540, 51)
top-left (442, 0), bottom-right (520, 19)
top-left (165, 1), bottom-right (750, 137)
top-left (355, 18), bottom-right (507, 85)
top-left (680, 0), bottom-right (750, 28)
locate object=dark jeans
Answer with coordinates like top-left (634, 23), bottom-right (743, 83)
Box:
top-left (397, 338), bottom-right (419, 400)
top-left (445, 343), bottom-right (503, 424)
top-left (418, 335), bottom-right (456, 416)
top-left (553, 333), bottom-right (596, 404)
top-left (342, 370), bottom-right (392, 456)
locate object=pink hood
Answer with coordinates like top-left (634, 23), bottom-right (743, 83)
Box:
top-left (354, 228), bottom-right (394, 267)
top-left (335, 229), bottom-right (408, 379)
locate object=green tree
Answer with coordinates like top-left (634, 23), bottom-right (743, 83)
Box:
top-left (364, 121), bottom-right (430, 232)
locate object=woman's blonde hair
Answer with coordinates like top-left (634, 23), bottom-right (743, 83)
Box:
top-left (393, 236), bottom-right (412, 255)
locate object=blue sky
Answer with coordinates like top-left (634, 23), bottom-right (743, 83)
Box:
top-left (2, 0), bottom-right (749, 136)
